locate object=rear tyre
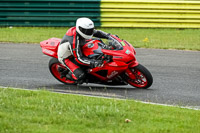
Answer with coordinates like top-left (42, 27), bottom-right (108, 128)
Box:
top-left (49, 58), bottom-right (77, 85)
top-left (126, 64), bottom-right (153, 89)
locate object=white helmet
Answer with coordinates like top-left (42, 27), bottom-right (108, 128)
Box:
top-left (76, 17), bottom-right (94, 39)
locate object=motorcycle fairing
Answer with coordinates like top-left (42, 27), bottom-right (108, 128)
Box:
top-left (88, 61), bottom-right (128, 81)
top-left (40, 38), bottom-right (61, 58)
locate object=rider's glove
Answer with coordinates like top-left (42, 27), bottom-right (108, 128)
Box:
top-left (90, 60), bottom-right (103, 68)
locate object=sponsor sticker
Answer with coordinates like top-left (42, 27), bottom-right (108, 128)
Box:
top-left (43, 49), bottom-right (54, 55)
top-left (107, 71), bottom-right (118, 79)
top-left (125, 50), bottom-right (130, 55)
top-left (88, 43), bottom-right (94, 48)
top-left (50, 41), bottom-right (55, 46)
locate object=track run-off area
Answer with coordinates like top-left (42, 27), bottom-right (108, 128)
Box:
top-left (0, 43), bottom-right (200, 108)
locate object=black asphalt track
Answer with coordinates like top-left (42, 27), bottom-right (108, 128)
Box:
top-left (0, 43), bottom-right (200, 107)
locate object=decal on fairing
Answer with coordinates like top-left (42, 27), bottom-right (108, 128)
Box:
top-left (107, 71), bottom-right (118, 79)
top-left (43, 49), bottom-right (54, 55)
top-left (50, 41), bottom-right (55, 46)
top-left (125, 50), bottom-right (130, 55)
top-left (88, 43), bottom-right (94, 48)
top-left (113, 56), bottom-right (122, 59)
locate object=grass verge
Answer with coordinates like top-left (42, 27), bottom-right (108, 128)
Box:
top-left (0, 27), bottom-right (200, 51)
top-left (0, 88), bottom-right (200, 133)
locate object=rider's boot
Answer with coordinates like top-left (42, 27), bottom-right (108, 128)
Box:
top-left (59, 69), bottom-right (68, 79)
top-left (66, 71), bottom-right (77, 81)
top-left (65, 71), bottom-right (72, 79)
top-left (66, 71), bottom-right (84, 84)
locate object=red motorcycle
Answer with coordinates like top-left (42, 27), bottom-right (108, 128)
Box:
top-left (40, 35), bottom-right (153, 89)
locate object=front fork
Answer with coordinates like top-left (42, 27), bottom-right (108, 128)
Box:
top-left (124, 61), bottom-right (139, 80)
top-left (125, 68), bottom-right (136, 79)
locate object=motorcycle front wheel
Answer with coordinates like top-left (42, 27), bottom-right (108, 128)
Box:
top-left (126, 64), bottom-right (153, 89)
top-left (49, 58), bottom-right (77, 85)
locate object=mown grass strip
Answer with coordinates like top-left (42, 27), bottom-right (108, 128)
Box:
top-left (0, 27), bottom-right (199, 51)
top-left (0, 88), bottom-right (199, 133)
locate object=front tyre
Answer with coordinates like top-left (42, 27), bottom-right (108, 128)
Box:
top-left (49, 58), bottom-right (77, 85)
top-left (126, 64), bottom-right (153, 89)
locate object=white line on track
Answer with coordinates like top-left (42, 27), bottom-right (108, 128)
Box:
top-left (1, 86), bottom-right (200, 111)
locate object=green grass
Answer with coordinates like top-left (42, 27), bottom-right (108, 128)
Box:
top-left (0, 88), bottom-right (200, 133)
top-left (0, 27), bottom-right (200, 51)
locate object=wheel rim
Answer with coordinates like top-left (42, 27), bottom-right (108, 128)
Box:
top-left (50, 63), bottom-right (75, 84)
top-left (127, 68), bottom-right (148, 88)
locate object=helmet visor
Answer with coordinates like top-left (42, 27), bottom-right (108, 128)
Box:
top-left (79, 26), bottom-right (94, 36)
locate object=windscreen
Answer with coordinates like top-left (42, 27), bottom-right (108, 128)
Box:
top-left (108, 37), bottom-right (123, 50)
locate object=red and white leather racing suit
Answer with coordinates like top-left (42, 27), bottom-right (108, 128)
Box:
top-left (57, 27), bottom-right (108, 81)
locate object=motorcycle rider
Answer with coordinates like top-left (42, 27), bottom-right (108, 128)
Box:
top-left (57, 17), bottom-right (110, 81)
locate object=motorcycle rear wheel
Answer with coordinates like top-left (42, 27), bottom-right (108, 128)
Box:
top-left (49, 58), bottom-right (77, 85)
top-left (126, 64), bottom-right (153, 89)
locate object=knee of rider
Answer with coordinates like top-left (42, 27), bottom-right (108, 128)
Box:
top-left (57, 42), bottom-right (71, 59)
top-left (58, 57), bottom-right (64, 64)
